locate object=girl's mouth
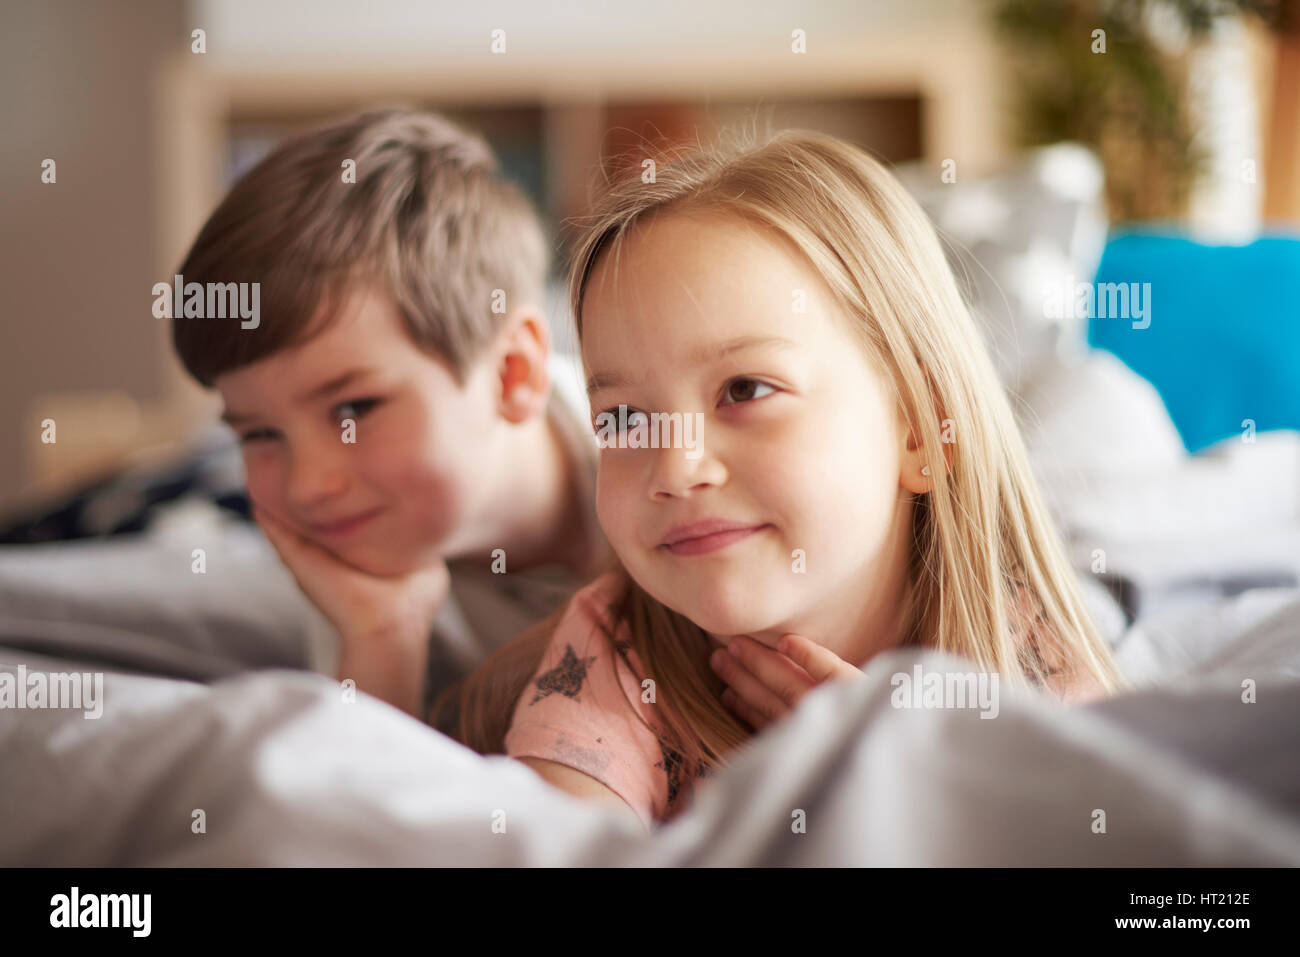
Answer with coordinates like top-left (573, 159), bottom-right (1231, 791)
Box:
top-left (661, 523), bottom-right (770, 557)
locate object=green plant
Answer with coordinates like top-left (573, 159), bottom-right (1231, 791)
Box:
top-left (991, 0), bottom-right (1286, 221)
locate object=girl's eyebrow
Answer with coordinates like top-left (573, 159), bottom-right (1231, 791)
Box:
top-left (585, 334), bottom-right (796, 395)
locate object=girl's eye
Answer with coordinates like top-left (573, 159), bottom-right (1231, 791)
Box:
top-left (720, 378), bottom-right (776, 406)
top-left (335, 398), bottom-right (380, 422)
top-left (592, 407), bottom-right (648, 436)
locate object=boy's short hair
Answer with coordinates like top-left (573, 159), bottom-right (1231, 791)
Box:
top-left (171, 107), bottom-right (550, 388)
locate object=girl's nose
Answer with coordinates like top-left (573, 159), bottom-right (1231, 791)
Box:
top-left (648, 443), bottom-right (727, 500)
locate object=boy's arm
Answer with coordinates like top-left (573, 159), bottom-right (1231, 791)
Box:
top-left (336, 624), bottom-right (432, 720)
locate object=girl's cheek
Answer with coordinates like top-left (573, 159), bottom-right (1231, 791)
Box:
top-left (594, 477), bottom-right (618, 531)
top-left (595, 464), bottom-right (637, 540)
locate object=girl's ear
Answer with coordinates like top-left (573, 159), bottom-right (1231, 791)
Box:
top-left (899, 429), bottom-right (931, 495)
top-left (495, 306), bottom-right (553, 424)
top-left (897, 395), bottom-right (954, 495)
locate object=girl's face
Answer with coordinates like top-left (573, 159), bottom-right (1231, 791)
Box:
top-left (581, 209), bottom-right (926, 664)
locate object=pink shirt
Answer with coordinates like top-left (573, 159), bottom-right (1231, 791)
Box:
top-left (504, 572), bottom-right (710, 830)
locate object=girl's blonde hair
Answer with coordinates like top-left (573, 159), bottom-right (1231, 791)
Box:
top-left (434, 128), bottom-right (1132, 796)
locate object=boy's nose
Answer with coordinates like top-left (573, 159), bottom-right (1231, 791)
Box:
top-left (284, 445), bottom-right (352, 512)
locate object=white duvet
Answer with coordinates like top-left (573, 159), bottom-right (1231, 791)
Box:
top-left (3, 584), bottom-right (1298, 866)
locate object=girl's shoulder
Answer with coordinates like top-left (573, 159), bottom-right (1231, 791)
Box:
top-left (505, 572), bottom-right (677, 828)
top-left (550, 571), bottom-right (637, 667)
top-left (1008, 576), bottom-right (1107, 703)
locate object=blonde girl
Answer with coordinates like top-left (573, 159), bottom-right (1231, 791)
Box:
top-left (434, 128), bottom-right (1132, 831)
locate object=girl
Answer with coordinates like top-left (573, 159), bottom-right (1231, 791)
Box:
top-left (433, 129), bottom-right (1132, 832)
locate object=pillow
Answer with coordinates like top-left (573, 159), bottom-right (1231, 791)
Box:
top-left (1089, 231), bottom-right (1300, 453)
top-left (893, 142), bottom-right (1110, 399)
top-left (0, 501), bottom-right (336, 681)
top-left (894, 142), bottom-right (1188, 518)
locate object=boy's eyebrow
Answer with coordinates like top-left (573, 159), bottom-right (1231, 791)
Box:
top-left (586, 334), bottom-right (797, 395)
top-left (294, 368), bottom-right (377, 404)
top-left (219, 368), bottom-right (378, 426)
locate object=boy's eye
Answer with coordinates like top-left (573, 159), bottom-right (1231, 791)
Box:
top-left (234, 398), bottom-right (381, 444)
top-left (334, 398), bottom-right (380, 422)
top-left (719, 378), bottom-right (776, 406)
top-left (238, 428), bottom-right (278, 445)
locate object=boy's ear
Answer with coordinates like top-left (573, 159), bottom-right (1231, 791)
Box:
top-left (495, 306), bottom-right (552, 424)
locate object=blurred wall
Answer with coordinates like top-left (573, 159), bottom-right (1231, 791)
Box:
top-left (0, 0), bottom-right (185, 509)
top-left (0, 0), bottom-right (1012, 518)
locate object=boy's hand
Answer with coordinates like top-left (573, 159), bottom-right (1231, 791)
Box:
top-left (252, 503), bottom-right (451, 660)
top-left (710, 633), bottom-right (862, 732)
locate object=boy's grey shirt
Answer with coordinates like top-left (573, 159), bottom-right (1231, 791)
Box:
top-left (421, 351), bottom-right (609, 722)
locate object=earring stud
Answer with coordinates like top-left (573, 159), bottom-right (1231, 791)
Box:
top-left (921, 465), bottom-right (931, 476)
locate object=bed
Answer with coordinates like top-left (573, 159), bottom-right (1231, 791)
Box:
top-left (2, 577), bottom-right (1298, 866)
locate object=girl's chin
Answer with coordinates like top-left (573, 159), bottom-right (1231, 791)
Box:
top-left (634, 566), bottom-right (787, 635)
top-left (672, 593), bottom-right (781, 640)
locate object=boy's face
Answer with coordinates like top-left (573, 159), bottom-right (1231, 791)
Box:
top-left (215, 284), bottom-right (501, 577)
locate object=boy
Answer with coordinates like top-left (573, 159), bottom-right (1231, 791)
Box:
top-left (170, 108), bottom-right (608, 724)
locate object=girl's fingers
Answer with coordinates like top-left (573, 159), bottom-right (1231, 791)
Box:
top-left (720, 687), bottom-right (768, 733)
top-left (712, 638), bottom-right (806, 721)
top-left (713, 653), bottom-right (785, 723)
top-left (726, 636), bottom-right (816, 706)
top-left (776, 633), bottom-right (861, 682)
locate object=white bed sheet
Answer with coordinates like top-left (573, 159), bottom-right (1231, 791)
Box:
top-left (3, 588), bottom-right (1298, 866)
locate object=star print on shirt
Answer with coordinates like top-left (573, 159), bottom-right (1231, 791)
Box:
top-left (656, 741), bottom-right (688, 809)
top-left (656, 741), bottom-right (715, 811)
top-left (528, 643), bottom-right (598, 705)
top-left (1009, 576), bottom-right (1061, 684)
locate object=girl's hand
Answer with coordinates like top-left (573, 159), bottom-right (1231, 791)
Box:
top-left (710, 633), bottom-right (863, 732)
